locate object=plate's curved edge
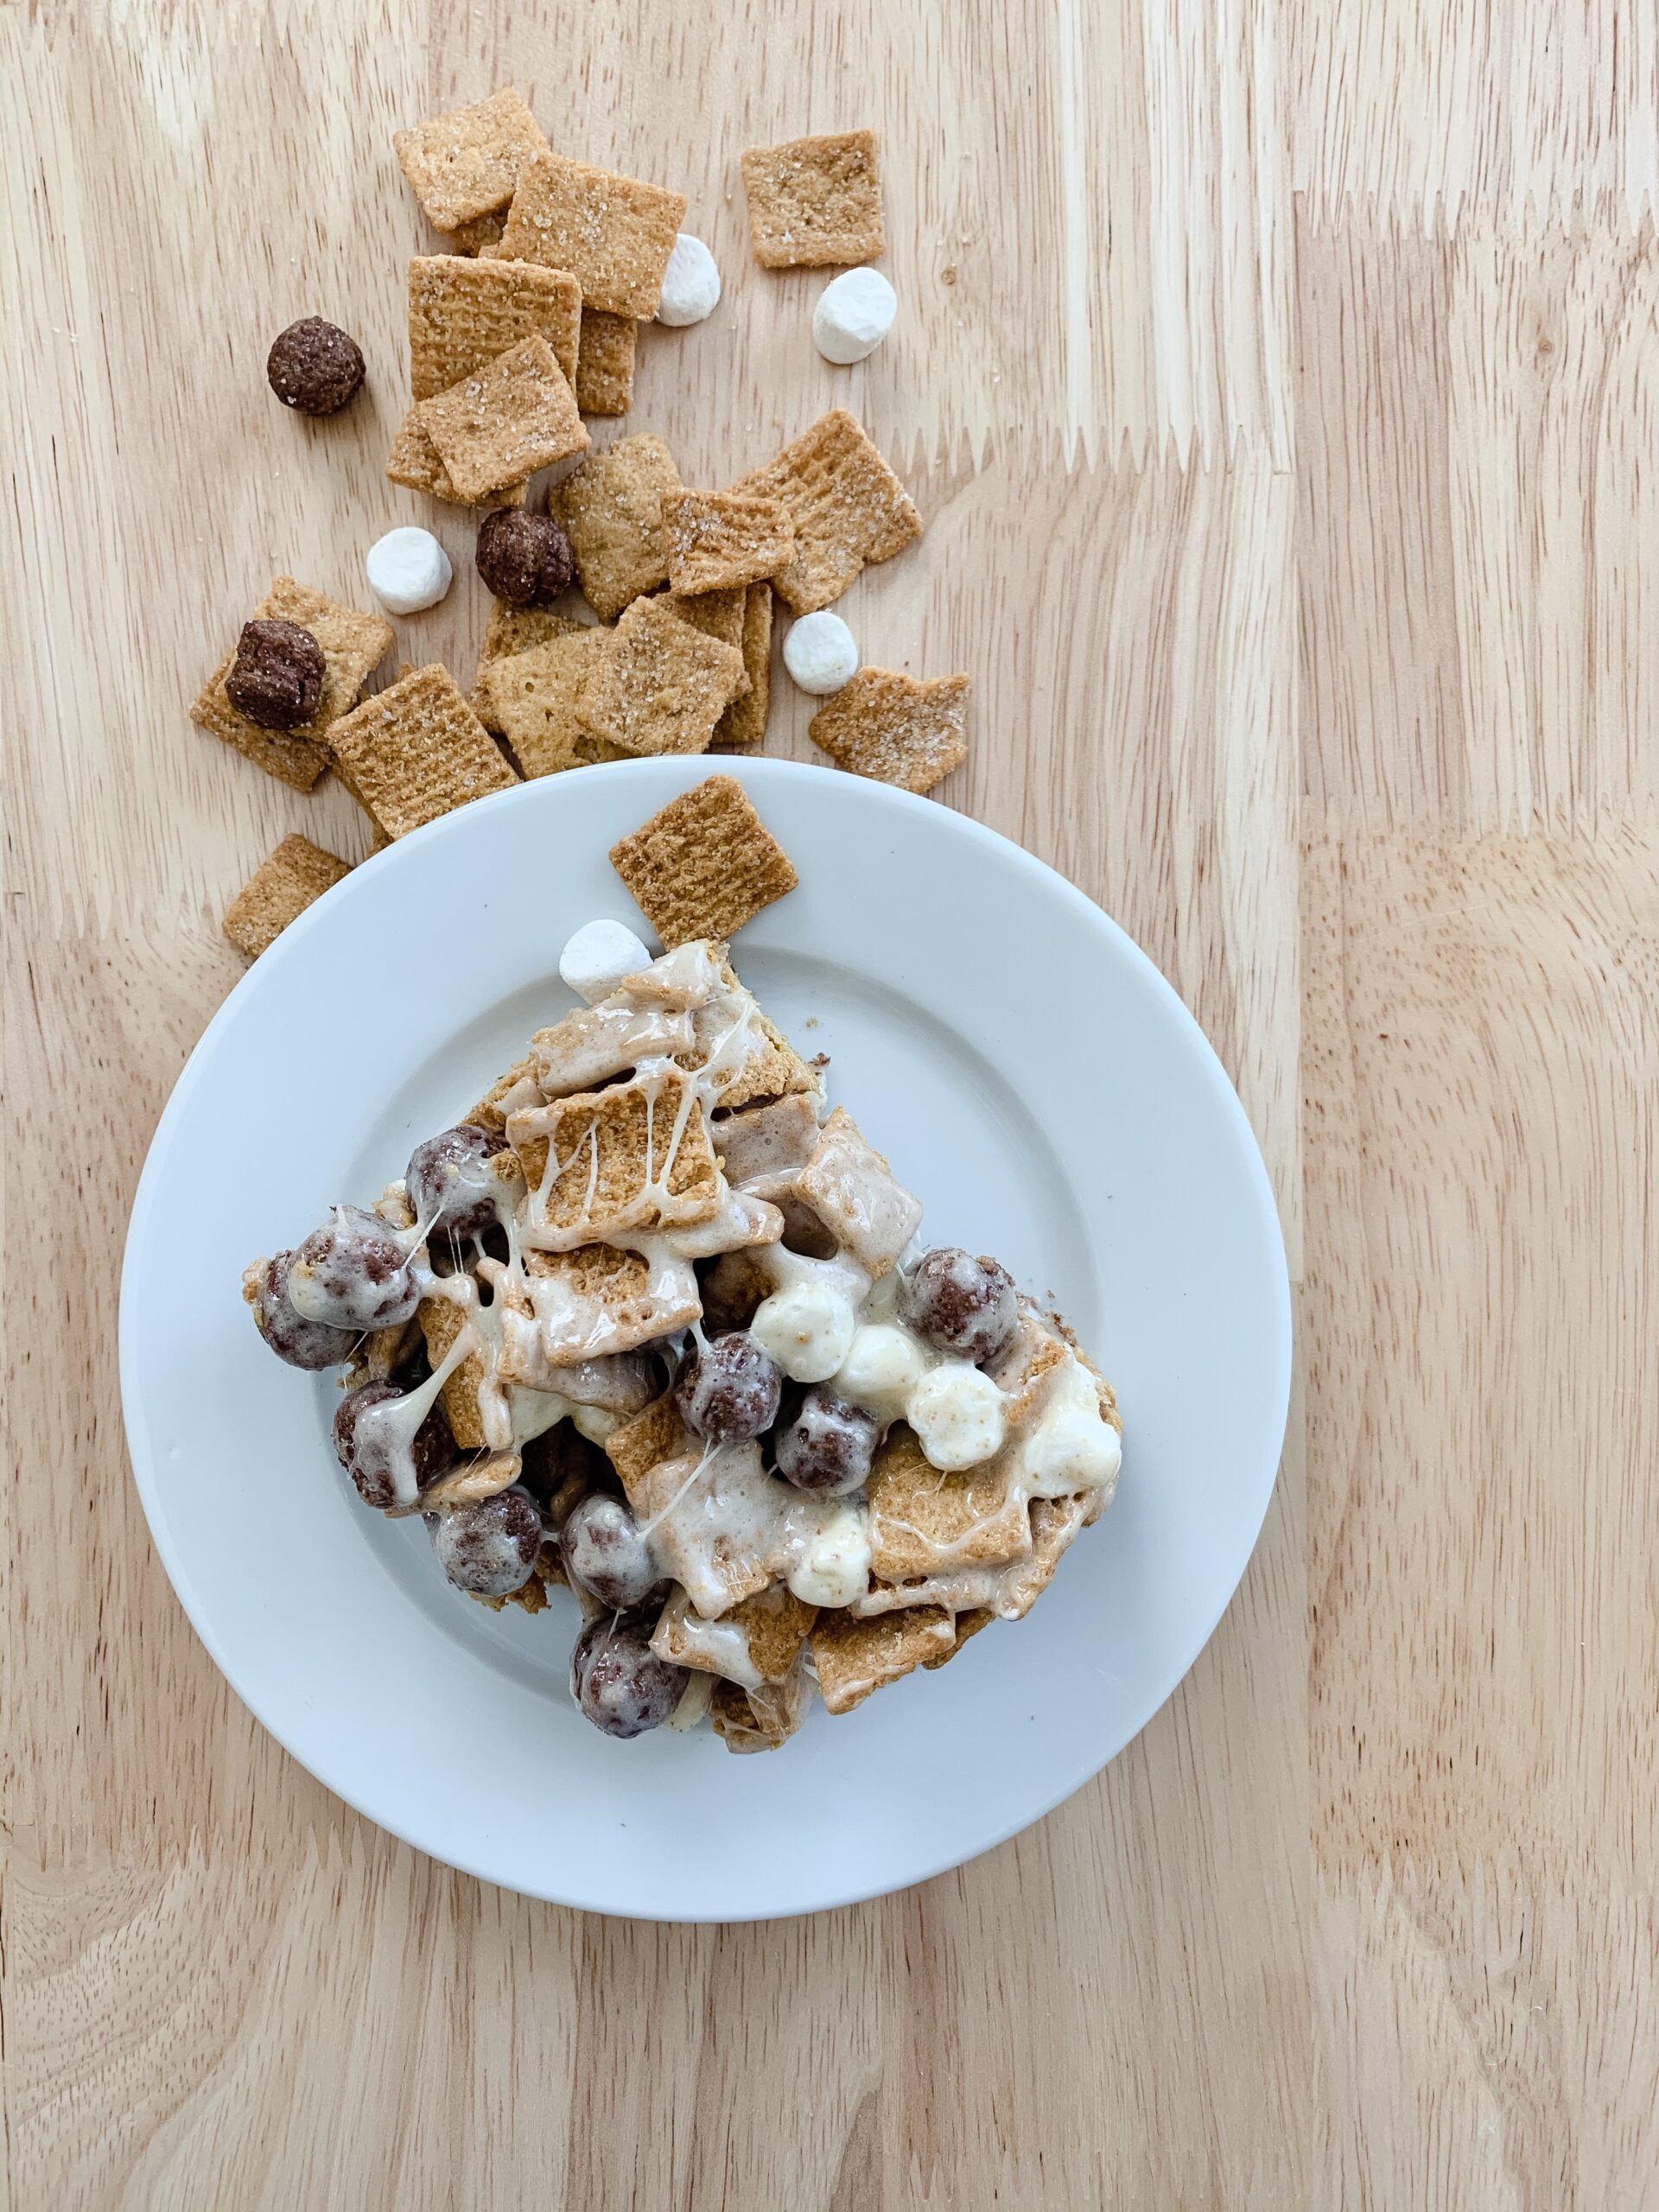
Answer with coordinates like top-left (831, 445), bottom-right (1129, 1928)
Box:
top-left (118, 759), bottom-right (1294, 1922)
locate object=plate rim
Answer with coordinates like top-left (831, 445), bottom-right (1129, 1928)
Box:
top-left (119, 757), bottom-right (1292, 1921)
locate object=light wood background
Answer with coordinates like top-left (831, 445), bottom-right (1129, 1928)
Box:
top-left (5, 3), bottom-right (1656, 2206)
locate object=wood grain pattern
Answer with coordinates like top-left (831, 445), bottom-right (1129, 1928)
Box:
top-left (3, 0), bottom-right (1654, 2204)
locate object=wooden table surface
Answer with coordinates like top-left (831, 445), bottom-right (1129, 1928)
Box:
top-left (6, 3), bottom-right (1656, 2206)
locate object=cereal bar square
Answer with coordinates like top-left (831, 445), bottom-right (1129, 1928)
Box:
top-left (393, 87), bottom-right (546, 232)
top-left (480, 627), bottom-right (612, 777)
top-left (812, 1606), bottom-right (956, 1716)
top-left (508, 1069), bottom-right (722, 1239)
top-left (741, 130), bottom-right (884, 268)
top-left (408, 254), bottom-right (582, 399)
top-left (416, 334), bottom-right (588, 501)
top-left (608, 774), bottom-right (798, 945)
top-left (731, 410), bottom-right (920, 613)
top-left (327, 664), bottom-right (518, 838)
top-left (222, 835), bottom-right (352, 959)
top-left (470, 605), bottom-right (585, 730)
top-left (386, 409), bottom-right (528, 507)
top-left (662, 489), bottom-right (794, 595)
top-left (497, 150), bottom-right (685, 317)
top-left (551, 434), bottom-right (683, 619)
top-left (575, 596), bottom-right (745, 758)
top-left (808, 668), bottom-right (969, 794)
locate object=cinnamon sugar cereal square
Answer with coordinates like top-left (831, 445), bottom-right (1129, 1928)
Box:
top-left (551, 434), bottom-right (683, 619)
top-left (575, 308), bottom-right (637, 415)
top-left (327, 664), bottom-right (518, 838)
top-left (575, 596), bottom-right (745, 758)
top-left (662, 490), bottom-right (794, 596)
top-left (664, 584), bottom-right (749, 671)
top-left (416, 1294), bottom-right (490, 1448)
top-left (604, 1393), bottom-right (690, 1496)
top-left (385, 409), bottom-right (528, 507)
top-left (408, 254), bottom-right (582, 400)
top-left (416, 334), bottom-right (588, 501)
top-left (394, 87), bottom-right (546, 233)
top-left (712, 583), bottom-right (773, 753)
top-left (608, 774), bottom-right (798, 946)
top-left (866, 1426), bottom-right (1033, 1580)
top-left (221, 835), bottom-right (352, 959)
top-left (809, 669), bottom-right (969, 794)
top-left (479, 627), bottom-right (612, 776)
top-left (740, 130), bottom-right (884, 268)
top-left (731, 410), bottom-right (920, 613)
top-left (190, 576), bottom-right (393, 790)
top-left (812, 1605), bottom-right (956, 1716)
top-left (471, 604), bottom-right (585, 728)
top-left (507, 1070), bottom-right (722, 1239)
top-left (498, 150), bottom-right (685, 317)
top-left (448, 208), bottom-right (507, 256)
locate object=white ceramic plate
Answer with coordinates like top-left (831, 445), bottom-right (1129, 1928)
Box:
top-left (121, 759), bottom-right (1290, 1922)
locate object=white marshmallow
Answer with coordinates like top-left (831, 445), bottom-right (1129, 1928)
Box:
top-left (908, 1363), bottom-right (1006, 1472)
top-left (783, 611), bottom-right (860, 696)
top-left (571, 1403), bottom-right (621, 1445)
top-left (656, 233), bottom-right (721, 327)
top-left (788, 1501), bottom-right (873, 1609)
top-left (559, 918), bottom-right (654, 1005)
top-left (811, 267), bottom-right (898, 365)
top-left (1020, 1359), bottom-right (1123, 1498)
top-left (365, 525), bottom-right (453, 614)
top-left (834, 1321), bottom-right (926, 1421)
top-left (750, 1281), bottom-right (858, 1384)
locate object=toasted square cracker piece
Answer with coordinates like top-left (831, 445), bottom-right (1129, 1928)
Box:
top-left (812, 1605), bottom-right (956, 1716)
top-left (408, 254), bottom-right (582, 400)
top-left (663, 585), bottom-right (748, 664)
top-left (576, 596), bottom-right (746, 758)
top-left (479, 627), bottom-right (611, 775)
top-left (222, 835), bottom-right (351, 959)
top-left (552, 435), bottom-right (683, 619)
top-left (652, 1584), bottom-right (817, 1686)
top-left (508, 1243), bottom-right (702, 1365)
top-left (604, 1393), bottom-right (690, 1497)
top-left (689, 957), bottom-right (818, 1112)
top-left (732, 410), bottom-right (921, 614)
top-left (498, 150), bottom-right (686, 316)
top-left (710, 1671), bottom-right (812, 1752)
top-left (394, 87), bottom-right (547, 232)
top-left (509, 1069), bottom-right (722, 1240)
top-left (466, 1053), bottom-right (539, 1135)
top-left (662, 490), bottom-right (795, 596)
top-left (471, 605), bottom-right (586, 729)
top-left (712, 584), bottom-right (773, 753)
top-left (921, 1607), bottom-right (995, 1669)
top-left (866, 1424), bottom-right (1033, 1581)
top-left (386, 409), bottom-right (528, 508)
top-left (797, 1106), bottom-right (921, 1277)
top-left (416, 1295), bottom-right (491, 1449)
top-left (447, 208), bottom-right (507, 256)
top-left (741, 130), bottom-right (884, 269)
top-left (995, 1494), bottom-right (1092, 1619)
top-left (810, 670), bottom-right (969, 795)
top-left (575, 308), bottom-right (638, 415)
top-left (416, 334), bottom-right (588, 502)
top-left (191, 576), bottom-right (394, 791)
top-left (327, 664), bottom-right (518, 839)
top-left (609, 775), bottom-right (798, 945)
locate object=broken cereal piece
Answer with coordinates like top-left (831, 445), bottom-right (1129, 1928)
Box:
top-left (416, 334), bottom-right (588, 502)
top-left (407, 254), bottom-right (582, 400)
top-left (386, 409), bottom-right (528, 508)
top-left (811, 1605), bottom-right (955, 1716)
top-left (190, 576), bottom-right (393, 791)
top-left (575, 596), bottom-right (745, 758)
top-left (498, 150), bottom-right (686, 317)
top-left (662, 489), bottom-right (795, 596)
top-left (327, 664), bottom-right (518, 838)
top-left (393, 87), bottom-right (547, 233)
top-left (480, 627), bottom-right (612, 776)
top-left (575, 308), bottom-right (638, 415)
top-left (608, 774), bottom-right (798, 946)
top-left (731, 409), bottom-right (921, 614)
top-left (448, 208), bottom-right (508, 256)
top-left (551, 434), bottom-right (683, 619)
top-left (808, 669), bottom-right (969, 795)
top-left (222, 835), bottom-right (352, 960)
top-left (604, 1394), bottom-right (691, 1499)
top-left (712, 583), bottom-right (773, 753)
top-left (740, 130), bottom-right (884, 269)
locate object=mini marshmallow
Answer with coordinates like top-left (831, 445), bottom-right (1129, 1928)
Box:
top-left (908, 1362), bottom-right (1006, 1472)
top-left (750, 1281), bottom-right (859, 1384)
top-left (811, 267), bottom-right (898, 365)
top-left (834, 1321), bottom-right (926, 1421)
top-left (788, 1501), bottom-right (873, 1609)
top-left (559, 918), bottom-right (654, 1004)
top-left (656, 233), bottom-right (721, 327)
top-left (1020, 1359), bottom-right (1123, 1497)
top-left (365, 525), bottom-right (454, 614)
top-left (783, 611), bottom-right (860, 696)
